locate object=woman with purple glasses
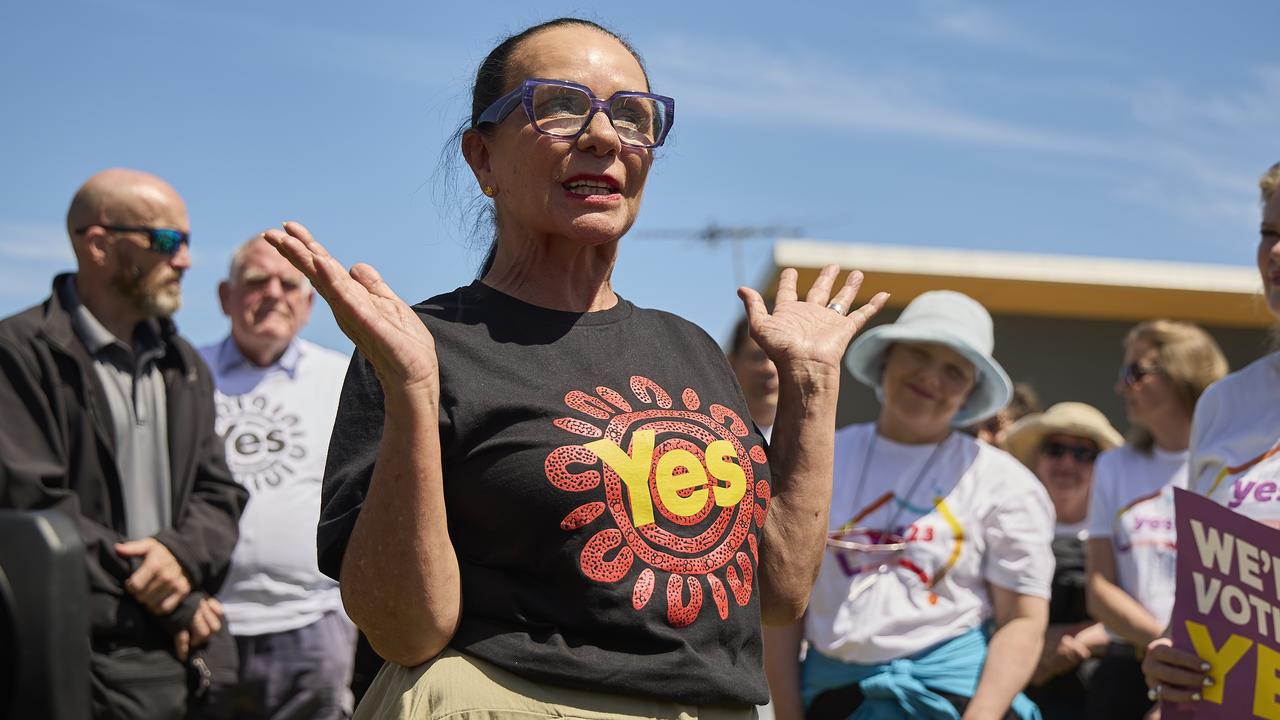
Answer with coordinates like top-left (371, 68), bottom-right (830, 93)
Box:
top-left (263, 17), bottom-right (887, 718)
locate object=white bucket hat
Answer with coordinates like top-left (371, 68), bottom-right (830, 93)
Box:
top-left (844, 290), bottom-right (1012, 426)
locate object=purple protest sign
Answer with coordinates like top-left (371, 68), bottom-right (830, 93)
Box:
top-left (1165, 488), bottom-right (1280, 719)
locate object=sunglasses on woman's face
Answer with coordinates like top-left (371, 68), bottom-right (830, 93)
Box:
top-left (1117, 362), bottom-right (1161, 387)
top-left (1041, 441), bottom-right (1099, 463)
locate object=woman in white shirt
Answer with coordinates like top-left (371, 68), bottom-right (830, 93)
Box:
top-left (764, 290), bottom-right (1055, 720)
top-left (1084, 322), bottom-right (1225, 719)
top-left (1003, 402), bottom-right (1123, 720)
top-left (1142, 162), bottom-right (1280, 707)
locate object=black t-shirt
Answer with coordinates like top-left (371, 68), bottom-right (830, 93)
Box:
top-left (1027, 532), bottom-right (1092, 706)
top-left (1047, 534), bottom-right (1088, 624)
top-left (319, 281), bottom-right (772, 706)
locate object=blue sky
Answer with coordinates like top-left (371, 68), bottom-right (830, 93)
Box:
top-left (2, 1), bottom-right (1276, 353)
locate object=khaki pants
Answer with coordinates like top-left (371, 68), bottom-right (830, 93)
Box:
top-left (356, 649), bottom-right (758, 720)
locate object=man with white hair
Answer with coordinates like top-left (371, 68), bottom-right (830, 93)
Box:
top-left (198, 233), bottom-right (355, 719)
top-left (0, 168), bottom-right (248, 719)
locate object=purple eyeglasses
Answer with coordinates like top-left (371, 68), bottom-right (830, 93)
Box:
top-left (476, 78), bottom-right (675, 149)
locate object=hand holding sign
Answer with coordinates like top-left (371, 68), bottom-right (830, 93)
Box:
top-left (1143, 637), bottom-right (1211, 703)
top-left (1157, 489), bottom-right (1280, 719)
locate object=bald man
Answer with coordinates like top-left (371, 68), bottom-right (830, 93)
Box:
top-left (0, 169), bottom-right (248, 719)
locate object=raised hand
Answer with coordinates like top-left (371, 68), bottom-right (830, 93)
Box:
top-left (263, 222), bottom-right (439, 400)
top-left (747, 266), bottom-right (888, 623)
top-left (738, 265), bottom-right (888, 374)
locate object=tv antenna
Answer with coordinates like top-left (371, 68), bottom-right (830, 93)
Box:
top-left (631, 222), bottom-right (803, 286)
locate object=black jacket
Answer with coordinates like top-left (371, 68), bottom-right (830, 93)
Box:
top-left (0, 275), bottom-right (248, 645)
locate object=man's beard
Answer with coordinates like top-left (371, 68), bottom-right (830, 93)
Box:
top-left (111, 262), bottom-right (182, 318)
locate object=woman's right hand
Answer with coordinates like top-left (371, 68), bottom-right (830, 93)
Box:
top-left (264, 222), bottom-right (439, 400)
top-left (1031, 623), bottom-right (1092, 686)
top-left (1142, 636), bottom-right (1210, 704)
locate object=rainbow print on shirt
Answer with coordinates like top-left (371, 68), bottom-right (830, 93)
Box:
top-left (832, 491), bottom-right (965, 606)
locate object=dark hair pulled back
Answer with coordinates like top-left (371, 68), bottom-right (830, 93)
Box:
top-left (469, 18), bottom-right (650, 131)
top-left (460, 18), bottom-right (650, 276)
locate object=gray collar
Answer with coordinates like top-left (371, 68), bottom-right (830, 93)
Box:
top-left (58, 276), bottom-right (166, 364)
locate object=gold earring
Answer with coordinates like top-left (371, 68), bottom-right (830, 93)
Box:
top-left (482, 185), bottom-right (497, 197)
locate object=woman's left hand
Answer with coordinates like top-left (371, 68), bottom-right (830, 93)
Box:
top-left (746, 264), bottom-right (888, 623)
top-left (738, 264), bottom-right (889, 374)
top-left (1142, 636), bottom-right (1209, 704)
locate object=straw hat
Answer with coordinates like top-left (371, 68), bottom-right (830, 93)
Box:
top-left (844, 290), bottom-right (1012, 426)
top-left (1003, 401), bottom-right (1124, 468)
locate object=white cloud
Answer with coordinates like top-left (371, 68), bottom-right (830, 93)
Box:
top-left (0, 221), bottom-right (75, 313)
top-left (648, 33), bottom-right (1266, 235)
top-left (927, 5), bottom-right (1014, 45)
top-left (1115, 67), bottom-right (1278, 222)
top-left (1112, 178), bottom-right (1259, 227)
top-left (650, 40), bottom-right (1122, 157)
top-left (1131, 65), bottom-right (1280, 143)
top-left (913, 2), bottom-right (1125, 65)
top-left (98, 0), bottom-right (461, 91)
top-left (0, 221), bottom-right (72, 262)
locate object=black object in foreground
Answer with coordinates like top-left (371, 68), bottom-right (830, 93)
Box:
top-left (0, 509), bottom-right (88, 720)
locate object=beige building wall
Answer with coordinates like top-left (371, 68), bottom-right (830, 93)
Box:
top-left (759, 240), bottom-right (1273, 433)
top-left (833, 308), bottom-right (1270, 432)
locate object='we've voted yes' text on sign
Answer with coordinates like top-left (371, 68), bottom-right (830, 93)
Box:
top-left (1167, 488), bottom-right (1280, 719)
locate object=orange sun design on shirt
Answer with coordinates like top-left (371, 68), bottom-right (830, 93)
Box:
top-left (544, 376), bottom-right (770, 627)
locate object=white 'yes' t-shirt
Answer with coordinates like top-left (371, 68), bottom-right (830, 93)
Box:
top-left (806, 424), bottom-right (1055, 664)
top-left (1086, 444), bottom-right (1186, 633)
top-left (1190, 353), bottom-right (1280, 527)
top-left (199, 337), bottom-right (351, 636)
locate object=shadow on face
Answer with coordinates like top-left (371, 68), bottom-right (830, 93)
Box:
top-left (728, 334), bottom-right (778, 428)
top-left (879, 342), bottom-right (977, 436)
top-left (1034, 433), bottom-right (1098, 523)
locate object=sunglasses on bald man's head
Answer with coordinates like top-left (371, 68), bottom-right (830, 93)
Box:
top-left (75, 225), bottom-right (190, 255)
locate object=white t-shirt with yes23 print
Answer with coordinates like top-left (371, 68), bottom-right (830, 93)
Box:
top-left (806, 424), bottom-right (1055, 664)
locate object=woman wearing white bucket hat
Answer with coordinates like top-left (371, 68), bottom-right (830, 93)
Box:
top-left (764, 290), bottom-right (1055, 720)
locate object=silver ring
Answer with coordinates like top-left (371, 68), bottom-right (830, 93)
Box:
top-left (1147, 684), bottom-right (1160, 702)
top-left (826, 302), bottom-right (847, 315)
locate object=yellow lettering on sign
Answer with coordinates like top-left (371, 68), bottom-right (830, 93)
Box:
top-left (585, 430), bottom-right (657, 527)
top-left (655, 449), bottom-right (708, 518)
top-left (705, 440), bottom-right (746, 507)
top-left (1255, 642), bottom-right (1280, 719)
top-left (1186, 620), bottom-right (1253, 704)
